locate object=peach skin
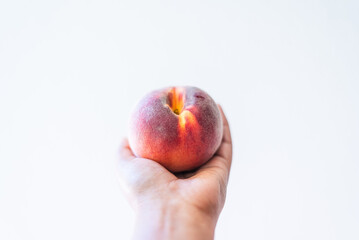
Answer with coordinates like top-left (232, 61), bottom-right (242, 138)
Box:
top-left (128, 86), bottom-right (223, 172)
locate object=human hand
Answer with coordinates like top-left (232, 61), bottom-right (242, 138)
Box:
top-left (118, 105), bottom-right (232, 240)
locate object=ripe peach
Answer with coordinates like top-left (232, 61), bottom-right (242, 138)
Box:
top-left (128, 86), bottom-right (223, 172)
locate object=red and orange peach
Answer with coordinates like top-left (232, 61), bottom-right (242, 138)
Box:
top-left (128, 86), bottom-right (223, 172)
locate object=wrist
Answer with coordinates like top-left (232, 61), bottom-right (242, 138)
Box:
top-left (133, 198), bottom-right (218, 240)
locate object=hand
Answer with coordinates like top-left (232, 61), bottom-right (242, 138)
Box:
top-left (118, 105), bottom-right (232, 240)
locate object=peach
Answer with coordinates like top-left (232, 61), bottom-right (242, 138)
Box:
top-left (128, 86), bottom-right (223, 172)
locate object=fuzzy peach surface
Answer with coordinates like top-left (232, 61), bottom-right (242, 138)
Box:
top-left (129, 86), bottom-right (223, 172)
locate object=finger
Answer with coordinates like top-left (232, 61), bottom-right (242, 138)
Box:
top-left (119, 138), bottom-right (136, 162)
top-left (192, 154), bottom-right (231, 186)
top-left (196, 141), bottom-right (232, 181)
top-left (218, 104), bottom-right (232, 144)
top-left (215, 105), bottom-right (233, 162)
top-left (214, 141), bottom-right (232, 167)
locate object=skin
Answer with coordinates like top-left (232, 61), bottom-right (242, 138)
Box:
top-left (119, 105), bottom-right (232, 240)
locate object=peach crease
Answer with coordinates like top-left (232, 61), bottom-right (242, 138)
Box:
top-left (167, 87), bottom-right (185, 115)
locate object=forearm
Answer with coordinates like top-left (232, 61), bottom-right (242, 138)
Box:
top-left (132, 201), bottom-right (218, 240)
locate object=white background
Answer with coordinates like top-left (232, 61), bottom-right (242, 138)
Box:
top-left (1, 1), bottom-right (358, 239)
